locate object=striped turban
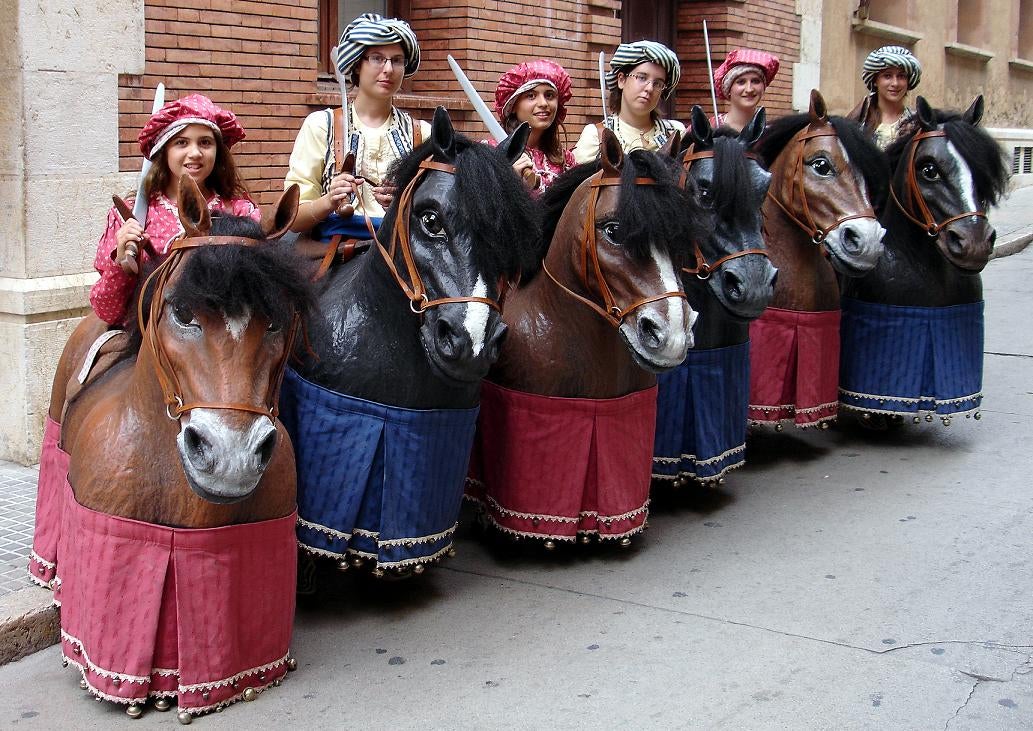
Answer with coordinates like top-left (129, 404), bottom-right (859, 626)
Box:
top-left (335, 13), bottom-right (420, 79)
top-left (861, 45), bottom-right (921, 92)
top-left (607, 40), bottom-right (681, 100)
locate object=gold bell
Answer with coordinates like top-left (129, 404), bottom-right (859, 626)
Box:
top-left (336, 559), bottom-right (349, 571)
top-left (287, 657), bottom-right (299, 671)
top-left (913, 416), bottom-right (921, 424)
top-left (862, 412), bottom-right (871, 420)
top-left (242, 687), bottom-right (259, 702)
top-left (820, 421), bottom-right (830, 430)
top-left (349, 557), bottom-right (364, 568)
top-left (717, 477), bottom-right (726, 485)
top-left (974, 412), bottom-right (981, 420)
top-left (79, 678), bottom-right (88, 690)
top-left (412, 564), bottom-right (426, 575)
top-left (126, 704), bottom-right (143, 719)
top-left (774, 423), bottom-right (783, 432)
top-left (177, 711), bottom-right (193, 725)
top-left (61, 659), bottom-right (68, 668)
top-left (925, 414), bottom-right (933, 422)
top-left (620, 538), bottom-right (632, 548)
top-left (273, 678), bottom-right (282, 687)
top-left (543, 540), bottom-right (557, 551)
top-left (371, 568), bottom-right (385, 578)
top-left (202, 691), bottom-right (210, 701)
top-left (447, 547), bottom-right (458, 558)
top-left (153, 698), bottom-right (172, 712)
top-left (579, 535), bottom-right (591, 544)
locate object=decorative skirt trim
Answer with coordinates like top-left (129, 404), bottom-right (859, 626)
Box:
top-left (749, 308), bottom-right (841, 427)
top-left (839, 298), bottom-right (984, 417)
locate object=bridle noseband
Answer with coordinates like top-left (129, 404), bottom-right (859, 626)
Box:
top-left (139, 235), bottom-right (300, 422)
top-left (367, 157), bottom-right (509, 315)
top-left (680, 144), bottom-right (769, 280)
top-left (889, 129), bottom-right (987, 237)
top-left (765, 125), bottom-right (878, 246)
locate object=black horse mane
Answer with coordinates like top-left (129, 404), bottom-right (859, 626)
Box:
top-left (885, 110), bottom-right (1009, 207)
top-left (708, 130), bottom-right (759, 217)
top-left (383, 134), bottom-right (542, 282)
top-left (756, 115), bottom-right (889, 210)
top-left (535, 150), bottom-right (707, 282)
top-left (126, 214), bottom-right (315, 352)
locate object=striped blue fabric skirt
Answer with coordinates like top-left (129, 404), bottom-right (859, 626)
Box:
top-left (839, 297), bottom-right (983, 416)
top-left (278, 368), bottom-right (478, 568)
top-left (653, 341), bottom-right (750, 483)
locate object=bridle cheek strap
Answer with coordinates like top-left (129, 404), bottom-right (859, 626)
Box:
top-left (372, 158), bottom-right (504, 315)
top-left (682, 243), bottom-right (769, 280)
top-left (548, 172), bottom-right (686, 328)
top-left (891, 129), bottom-right (987, 237)
top-left (140, 235), bottom-right (300, 421)
top-left (766, 126), bottom-right (878, 247)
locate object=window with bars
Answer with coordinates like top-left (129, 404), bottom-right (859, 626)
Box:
top-left (318, 0), bottom-right (398, 75)
top-left (1012, 146), bottom-right (1033, 175)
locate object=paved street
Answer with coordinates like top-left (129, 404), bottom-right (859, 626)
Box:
top-left (1, 240), bottom-right (1031, 727)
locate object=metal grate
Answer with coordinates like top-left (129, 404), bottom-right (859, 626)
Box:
top-left (1016, 146), bottom-right (1033, 175)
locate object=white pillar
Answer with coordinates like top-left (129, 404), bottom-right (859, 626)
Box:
top-left (794, 0), bottom-right (825, 112)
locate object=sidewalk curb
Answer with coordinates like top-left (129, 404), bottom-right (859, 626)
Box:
top-left (0, 585), bottom-right (59, 666)
top-left (991, 231), bottom-right (1033, 259)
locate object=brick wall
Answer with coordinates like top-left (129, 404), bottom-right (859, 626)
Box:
top-left (118, 1), bottom-right (799, 209)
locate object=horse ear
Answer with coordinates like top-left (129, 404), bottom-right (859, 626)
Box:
top-left (659, 130), bottom-right (681, 159)
top-left (690, 105), bottom-right (713, 148)
top-left (915, 96), bottom-right (936, 131)
top-left (599, 127), bottom-right (624, 176)
top-left (739, 107), bottom-right (766, 149)
top-left (430, 106), bottom-right (457, 161)
top-left (177, 174), bottom-right (210, 237)
top-left (963, 95), bottom-right (984, 126)
top-left (808, 89), bottom-right (828, 124)
top-left (497, 121), bottom-right (530, 164)
top-left (262, 184), bottom-right (300, 241)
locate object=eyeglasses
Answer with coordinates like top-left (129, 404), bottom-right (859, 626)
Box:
top-left (364, 53), bottom-right (406, 69)
top-left (625, 72), bottom-right (666, 93)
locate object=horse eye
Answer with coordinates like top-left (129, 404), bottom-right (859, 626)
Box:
top-left (808, 157), bottom-right (834, 177)
top-left (420, 211), bottom-right (444, 237)
top-left (171, 303), bottom-right (197, 328)
top-left (266, 321), bottom-right (282, 334)
top-left (920, 163), bottom-right (941, 182)
top-left (601, 221), bottom-right (620, 240)
top-left (697, 181), bottom-right (713, 205)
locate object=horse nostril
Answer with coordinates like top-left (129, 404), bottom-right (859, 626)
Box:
top-left (435, 318), bottom-right (459, 359)
top-left (842, 225), bottom-right (861, 253)
top-left (946, 229), bottom-right (965, 256)
top-left (638, 315), bottom-right (665, 350)
top-left (484, 321), bottom-right (508, 362)
top-left (183, 425), bottom-right (214, 474)
top-left (722, 270), bottom-right (745, 302)
top-left (256, 429), bottom-right (277, 468)
top-left (769, 269), bottom-right (779, 292)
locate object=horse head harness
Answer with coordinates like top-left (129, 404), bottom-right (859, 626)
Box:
top-left (679, 144), bottom-right (769, 280)
top-left (139, 235), bottom-right (299, 422)
top-left (542, 171), bottom-right (687, 328)
top-left (766, 125), bottom-right (877, 247)
top-left (889, 129), bottom-right (987, 237)
top-left (368, 157), bottom-right (509, 315)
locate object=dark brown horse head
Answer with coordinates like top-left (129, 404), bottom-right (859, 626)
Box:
top-left (885, 95), bottom-right (1005, 272)
top-left (145, 176), bottom-right (309, 504)
top-left (760, 89), bottom-right (886, 279)
top-left (541, 128), bottom-right (706, 372)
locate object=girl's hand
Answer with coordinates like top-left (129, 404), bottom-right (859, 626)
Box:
top-left (327, 172), bottom-right (364, 216)
top-left (371, 182), bottom-right (398, 210)
top-left (113, 219), bottom-right (150, 275)
top-left (513, 153), bottom-right (539, 190)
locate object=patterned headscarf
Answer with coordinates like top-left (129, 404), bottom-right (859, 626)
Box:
top-left (335, 13), bottom-right (420, 79)
top-left (494, 60), bottom-right (573, 123)
top-left (713, 49), bottom-right (780, 100)
top-left (862, 45), bottom-right (922, 92)
top-left (138, 94), bottom-right (245, 160)
top-left (606, 41), bottom-right (681, 100)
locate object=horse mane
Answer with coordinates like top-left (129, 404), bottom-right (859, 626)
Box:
top-left (709, 130), bottom-right (757, 217)
top-left (533, 150), bottom-right (707, 282)
top-left (756, 114), bottom-right (889, 210)
top-left (383, 135), bottom-right (542, 282)
top-left (125, 213), bottom-right (315, 353)
top-left (885, 109), bottom-right (1009, 207)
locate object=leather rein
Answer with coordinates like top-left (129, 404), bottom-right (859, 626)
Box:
top-left (888, 129), bottom-right (987, 237)
top-left (542, 171), bottom-right (687, 327)
top-left (138, 234), bottom-right (300, 421)
top-left (765, 125), bottom-right (878, 246)
top-left (680, 144), bottom-right (769, 280)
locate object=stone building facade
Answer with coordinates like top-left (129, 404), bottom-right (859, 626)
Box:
top-left (2, 0), bottom-right (1031, 463)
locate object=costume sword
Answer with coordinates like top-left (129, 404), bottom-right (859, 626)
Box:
top-left (329, 46), bottom-right (356, 211)
top-left (132, 83), bottom-right (166, 225)
top-left (446, 55), bottom-right (536, 186)
top-left (703, 20), bottom-right (720, 121)
top-left (598, 51), bottom-right (609, 126)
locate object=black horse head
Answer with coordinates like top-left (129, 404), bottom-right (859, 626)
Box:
top-left (681, 105), bottom-right (776, 326)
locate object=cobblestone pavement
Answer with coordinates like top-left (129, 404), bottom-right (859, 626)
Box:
top-left (0, 461), bottom-right (38, 597)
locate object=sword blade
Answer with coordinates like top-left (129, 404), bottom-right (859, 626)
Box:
top-left (132, 82), bottom-right (165, 225)
top-left (447, 55), bottom-right (508, 142)
top-left (598, 51), bottom-right (609, 125)
top-left (703, 21), bottom-right (720, 122)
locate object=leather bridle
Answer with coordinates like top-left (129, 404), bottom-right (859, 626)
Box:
top-left (889, 129), bottom-right (987, 237)
top-left (765, 125), bottom-right (878, 246)
top-left (138, 235), bottom-right (299, 422)
top-left (679, 144), bottom-right (769, 280)
top-left (542, 171), bottom-right (687, 327)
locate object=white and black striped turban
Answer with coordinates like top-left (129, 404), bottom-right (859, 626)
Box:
top-left (335, 13), bottom-right (421, 79)
top-left (607, 40), bottom-right (681, 100)
top-left (861, 45), bottom-right (921, 92)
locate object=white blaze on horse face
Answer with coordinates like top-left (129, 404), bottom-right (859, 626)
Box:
top-left (178, 408), bottom-right (277, 499)
top-left (654, 244), bottom-right (694, 345)
top-left (946, 141), bottom-right (979, 214)
top-left (621, 244), bottom-right (693, 365)
top-left (463, 276), bottom-right (491, 357)
top-left (224, 307), bottom-right (252, 342)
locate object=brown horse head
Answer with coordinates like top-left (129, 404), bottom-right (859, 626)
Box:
top-left (762, 90), bottom-right (886, 281)
top-left (541, 128), bottom-right (702, 373)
